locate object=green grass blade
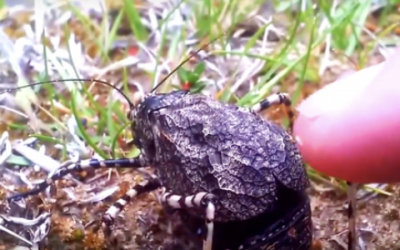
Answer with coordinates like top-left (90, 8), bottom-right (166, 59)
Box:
top-left (123, 0), bottom-right (148, 41)
top-left (70, 89), bottom-right (108, 159)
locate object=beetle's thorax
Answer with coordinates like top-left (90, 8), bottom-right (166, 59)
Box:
top-left (129, 90), bottom-right (190, 163)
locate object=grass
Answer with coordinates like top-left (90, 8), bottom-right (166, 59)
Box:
top-left (1, 0), bottom-right (399, 193)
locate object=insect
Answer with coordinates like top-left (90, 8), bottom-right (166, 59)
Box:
top-left (3, 35), bottom-right (312, 250)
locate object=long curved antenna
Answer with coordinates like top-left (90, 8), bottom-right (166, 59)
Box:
top-left (0, 78), bottom-right (135, 109)
top-left (1, 17), bottom-right (254, 103)
top-left (0, 34), bottom-right (224, 106)
top-left (150, 32), bottom-right (227, 93)
top-left (150, 12), bottom-right (262, 93)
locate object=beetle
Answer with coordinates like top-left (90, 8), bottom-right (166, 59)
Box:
top-left (4, 38), bottom-right (312, 250)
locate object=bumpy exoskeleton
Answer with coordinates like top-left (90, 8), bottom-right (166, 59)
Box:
top-left (7, 90), bottom-right (312, 250)
top-left (133, 90), bottom-right (308, 220)
top-left (132, 90), bottom-right (311, 249)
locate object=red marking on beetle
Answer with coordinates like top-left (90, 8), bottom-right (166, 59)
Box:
top-left (160, 131), bottom-right (172, 142)
top-left (288, 228), bottom-right (297, 238)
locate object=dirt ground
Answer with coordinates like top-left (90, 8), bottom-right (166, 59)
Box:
top-left (310, 184), bottom-right (400, 250)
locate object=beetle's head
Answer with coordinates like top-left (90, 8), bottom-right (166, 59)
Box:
top-left (127, 90), bottom-right (189, 157)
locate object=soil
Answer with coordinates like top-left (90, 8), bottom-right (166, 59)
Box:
top-left (310, 184), bottom-right (400, 250)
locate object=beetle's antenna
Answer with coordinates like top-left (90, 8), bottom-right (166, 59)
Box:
top-left (1, 16), bottom-right (255, 106)
top-left (150, 13), bottom-right (262, 94)
top-left (0, 34), bottom-right (225, 108)
top-left (0, 78), bottom-right (135, 109)
top-left (150, 32), bottom-right (227, 94)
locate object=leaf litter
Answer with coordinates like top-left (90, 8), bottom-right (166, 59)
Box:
top-left (0, 1), bottom-right (399, 250)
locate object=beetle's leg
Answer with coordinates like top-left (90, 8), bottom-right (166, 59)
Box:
top-left (102, 176), bottom-right (162, 235)
top-left (159, 191), bottom-right (216, 250)
top-left (251, 92), bottom-right (294, 131)
top-left (7, 156), bottom-right (146, 202)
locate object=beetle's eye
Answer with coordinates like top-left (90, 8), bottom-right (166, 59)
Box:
top-left (127, 110), bottom-right (136, 121)
top-left (129, 119), bottom-right (136, 134)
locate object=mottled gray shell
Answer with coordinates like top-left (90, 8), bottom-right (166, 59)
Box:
top-left (134, 91), bottom-right (309, 222)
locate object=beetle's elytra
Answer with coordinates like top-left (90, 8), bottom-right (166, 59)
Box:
top-left (132, 90), bottom-right (312, 249)
top-left (132, 90), bottom-right (309, 221)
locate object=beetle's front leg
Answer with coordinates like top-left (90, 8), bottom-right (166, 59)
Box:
top-left (251, 92), bottom-right (295, 131)
top-left (7, 155), bottom-right (147, 202)
top-left (102, 176), bottom-right (162, 235)
top-left (159, 190), bottom-right (217, 250)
